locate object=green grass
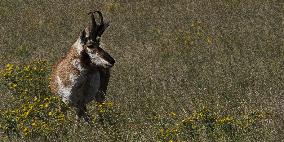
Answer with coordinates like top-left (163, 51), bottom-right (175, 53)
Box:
top-left (0, 0), bottom-right (283, 141)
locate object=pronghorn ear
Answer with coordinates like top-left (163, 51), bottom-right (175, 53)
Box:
top-left (80, 29), bottom-right (87, 44)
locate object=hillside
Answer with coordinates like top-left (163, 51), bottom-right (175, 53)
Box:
top-left (0, 0), bottom-right (283, 141)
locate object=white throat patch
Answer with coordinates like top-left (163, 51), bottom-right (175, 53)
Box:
top-left (73, 38), bottom-right (84, 55)
top-left (86, 48), bottom-right (111, 67)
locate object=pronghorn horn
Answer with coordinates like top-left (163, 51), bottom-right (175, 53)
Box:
top-left (88, 11), bottom-right (98, 39)
top-left (94, 11), bottom-right (104, 25)
top-left (87, 11), bottom-right (109, 39)
top-left (94, 11), bottom-right (109, 38)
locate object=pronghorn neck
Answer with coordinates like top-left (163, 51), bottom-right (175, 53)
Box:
top-left (72, 38), bottom-right (84, 56)
top-left (67, 38), bottom-right (87, 71)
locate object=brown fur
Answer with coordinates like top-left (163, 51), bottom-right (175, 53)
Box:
top-left (50, 47), bottom-right (80, 95)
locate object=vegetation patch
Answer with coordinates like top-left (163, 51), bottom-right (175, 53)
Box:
top-left (159, 109), bottom-right (268, 141)
top-left (0, 62), bottom-right (68, 138)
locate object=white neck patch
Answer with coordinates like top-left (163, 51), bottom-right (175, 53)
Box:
top-left (73, 38), bottom-right (84, 55)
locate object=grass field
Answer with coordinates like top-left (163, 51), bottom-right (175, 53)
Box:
top-left (0, 0), bottom-right (283, 141)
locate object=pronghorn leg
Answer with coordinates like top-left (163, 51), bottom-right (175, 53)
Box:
top-left (75, 103), bottom-right (92, 124)
top-left (81, 105), bottom-right (92, 123)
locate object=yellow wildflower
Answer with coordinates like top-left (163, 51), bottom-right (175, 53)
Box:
top-left (31, 122), bottom-right (36, 126)
top-left (23, 110), bottom-right (31, 118)
top-left (99, 109), bottom-right (105, 113)
top-left (23, 65), bottom-right (30, 71)
top-left (33, 97), bottom-right (38, 102)
top-left (6, 64), bottom-right (14, 71)
top-left (23, 127), bottom-right (29, 135)
top-left (207, 36), bottom-right (212, 44)
top-left (170, 112), bottom-right (176, 117)
top-left (44, 103), bottom-right (49, 108)
top-left (44, 97), bottom-right (50, 101)
top-left (218, 116), bottom-right (233, 125)
top-left (106, 102), bottom-right (114, 107)
top-left (6, 63), bottom-right (13, 68)
top-left (8, 83), bottom-right (17, 89)
top-left (48, 112), bottom-right (52, 116)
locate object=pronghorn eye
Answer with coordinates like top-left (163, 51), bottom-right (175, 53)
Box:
top-left (87, 45), bottom-right (94, 48)
top-left (86, 41), bottom-right (99, 49)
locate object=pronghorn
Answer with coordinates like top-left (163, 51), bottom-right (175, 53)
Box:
top-left (50, 11), bottom-right (115, 122)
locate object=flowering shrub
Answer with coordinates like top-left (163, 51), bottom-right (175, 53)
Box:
top-left (0, 61), bottom-right (68, 138)
top-left (2, 63), bottom-right (49, 99)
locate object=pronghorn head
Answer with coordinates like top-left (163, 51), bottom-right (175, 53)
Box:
top-left (79, 11), bottom-right (115, 68)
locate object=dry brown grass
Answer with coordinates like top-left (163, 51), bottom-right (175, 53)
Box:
top-left (0, 0), bottom-right (283, 141)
